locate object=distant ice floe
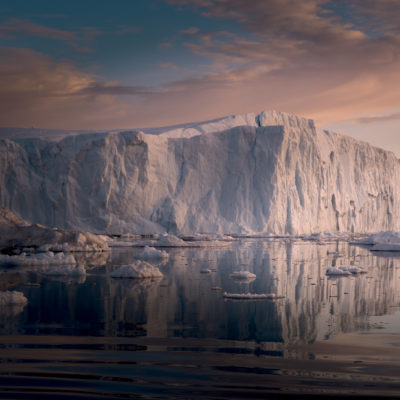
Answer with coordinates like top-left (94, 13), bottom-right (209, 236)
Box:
top-left (229, 271), bottom-right (256, 280)
top-left (223, 292), bottom-right (283, 300)
top-left (326, 265), bottom-right (367, 276)
top-left (134, 246), bottom-right (169, 261)
top-left (0, 290), bottom-right (28, 306)
top-left (109, 233), bottom-right (231, 248)
top-left (0, 251), bottom-right (76, 266)
top-left (302, 232), bottom-right (358, 242)
top-left (110, 261), bottom-right (163, 279)
top-left (353, 231), bottom-right (400, 252)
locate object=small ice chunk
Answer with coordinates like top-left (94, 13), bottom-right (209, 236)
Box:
top-left (339, 265), bottom-right (367, 274)
top-left (223, 292), bottom-right (283, 300)
top-left (110, 261), bottom-right (163, 279)
top-left (134, 246), bottom-right (169, 261)
top-left (0, 290), bottom-right (28, 306)
top-left (326, 266), bottom-right (352, 276)
top-left (354, 231), bottom-right (400, 251)
top-left (230, 271), bottom-right (256, 280)
top-left (155, 234), bottom-right (188, 247)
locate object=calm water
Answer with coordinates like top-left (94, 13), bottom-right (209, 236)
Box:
top-left (1, 239), bottom-right (400, 399)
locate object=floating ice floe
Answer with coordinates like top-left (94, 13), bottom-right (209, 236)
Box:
top-left (0, 208), bottom-right (110, 252)
top-left (134, 246), bottom-right (169, 261)
top-left (302, 232), bottom-right (355, 242)
top-left (326, 250), bottom-right (342, 256)
top-left (110, 261), bottom-right (163, 279)
top-left (229, 271), bottom-right (256, 280)
top-left (40, 265), bottom-right (86, 276)
top-left (0, 251), bottom-right (76, 266)
top-left (0, 290), bottom-right (28, 306)
top-left (352, 231), bottom-right (400, 251)
top-left (223, 292), bottom-right (283, 300)
top-left (326, 265), bottom-right (367, 276)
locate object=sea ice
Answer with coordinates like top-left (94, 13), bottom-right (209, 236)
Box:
top-left (110, 261), bottom-right (163, 279)
top-left (326, 266), bottom-right (366, 276)
top-left (0, 208), bottom-right (110, 252)
top-left (229, 271), bottom-right (256, 280)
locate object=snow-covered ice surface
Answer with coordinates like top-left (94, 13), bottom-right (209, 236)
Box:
top-left (1, 110), bottom-right (399, 235)
top-left (110, 261), bottom-right (163, 279)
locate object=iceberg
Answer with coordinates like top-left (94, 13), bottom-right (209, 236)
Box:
top-left (1, 110), bottom-right (399, 235)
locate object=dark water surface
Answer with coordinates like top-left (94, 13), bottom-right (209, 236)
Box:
top-left (1, 239), bottom-right (400, 399)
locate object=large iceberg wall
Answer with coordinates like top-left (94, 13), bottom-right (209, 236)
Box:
top-left (1, 110), bottom-right (399, 234)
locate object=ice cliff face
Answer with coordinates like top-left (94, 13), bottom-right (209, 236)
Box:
top-left (1, 110), bottom-right (399, 234)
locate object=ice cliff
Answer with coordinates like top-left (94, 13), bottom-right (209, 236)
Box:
top-left (1, 110), bottom-right (399, 235)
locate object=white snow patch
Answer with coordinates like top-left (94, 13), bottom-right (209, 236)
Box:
top-left (110, 261), bottom-right (163, 279)
top-left (0, 290), bottom-right (28, 306)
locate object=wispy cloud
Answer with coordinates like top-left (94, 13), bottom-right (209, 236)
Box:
top-left (180, 27), bottom-right (200, 35)
top-left (159, 62), bottom-right (181, 70)
top-left (159, 0), bottom-right (400, 125)
top-left (0, 18), bottom-right (101, 52)
top-left (357, 111), bottom-right (400, 124)
top-left (114, 25), bottom-right (142, 35)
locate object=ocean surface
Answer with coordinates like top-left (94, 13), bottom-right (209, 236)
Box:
top-left (1, 238), bottom-right (400, 399)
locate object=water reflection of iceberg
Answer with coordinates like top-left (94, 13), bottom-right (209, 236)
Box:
top-left (5, 241), bottom-right (400, 344)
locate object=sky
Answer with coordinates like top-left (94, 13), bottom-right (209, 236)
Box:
top-left (1, 0), bottom-right (400, 154)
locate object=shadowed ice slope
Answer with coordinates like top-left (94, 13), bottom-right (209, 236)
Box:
top-left (1, 110), bottom-right (399, 234)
